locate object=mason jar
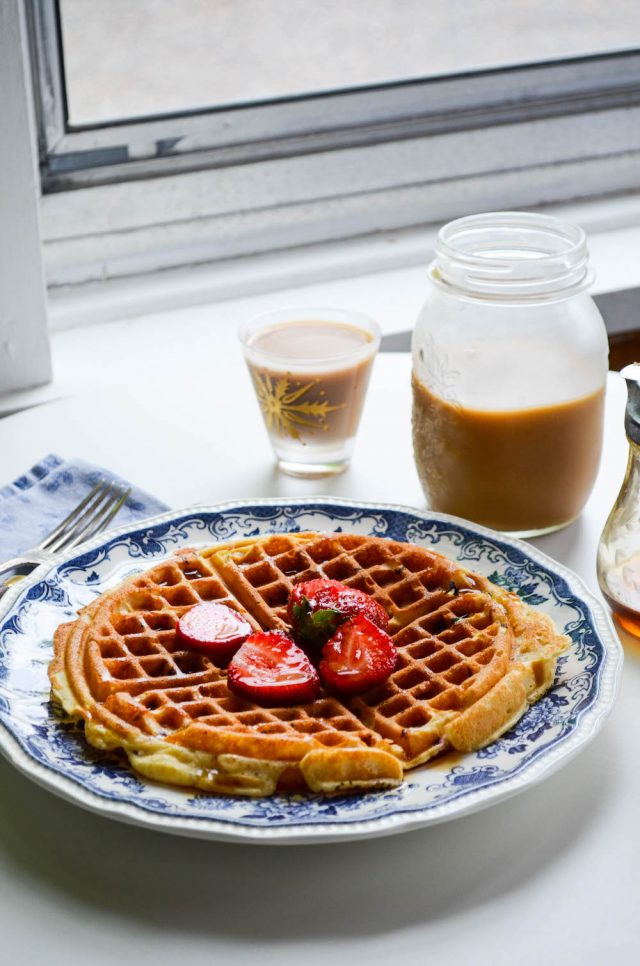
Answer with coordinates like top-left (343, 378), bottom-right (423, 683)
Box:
top-left (412, 211), bottom-right (609, 536)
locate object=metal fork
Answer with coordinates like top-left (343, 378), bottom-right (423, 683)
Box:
top-left (0, 479), bottom-right (131, 591)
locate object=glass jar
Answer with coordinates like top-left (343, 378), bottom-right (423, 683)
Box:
top-left (412, 211), bottom-right (608, 536)
top-left (597, 364), bottom-right (640, 637)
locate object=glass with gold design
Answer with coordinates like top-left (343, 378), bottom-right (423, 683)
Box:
top-left (240, 307), bottom-right (380, 477)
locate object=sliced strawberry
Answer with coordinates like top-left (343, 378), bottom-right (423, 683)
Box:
top-left (289, 578), bottom-right (389, 651)
top-left (228, 631), bottom-right (320, 706)
top-left (319, 614), bottom-right (398, 696)
top-left (176, 602), bottom-right (251, 663)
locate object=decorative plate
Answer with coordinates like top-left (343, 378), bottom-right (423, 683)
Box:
top-left (0, 499), bottom-right (622, 844)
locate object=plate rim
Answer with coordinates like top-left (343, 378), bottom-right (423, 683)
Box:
top-left (0, 496), bottom-right (624, 844)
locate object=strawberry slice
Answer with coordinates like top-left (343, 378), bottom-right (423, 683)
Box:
top-left (228, 631), bottom-right (320, 706)
top-left (176, 602), bottom-right (251, 663)
top-left (289, 578), bottom-right (389, 651)
top-left (319, 614), bottom-right (398, 696)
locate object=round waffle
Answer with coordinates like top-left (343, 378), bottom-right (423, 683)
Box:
top-left (49, 533), bottom-right (568, 796)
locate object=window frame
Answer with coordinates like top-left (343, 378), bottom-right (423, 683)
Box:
top-left (0, 0), bottom-right (50, 395)
top-left (30, 1), bottom-right (640, 190)
top-left (26, 1), bottom-right (640, 287)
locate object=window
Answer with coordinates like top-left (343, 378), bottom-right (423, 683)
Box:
top-left (58, 1), bottom-right (640, 123)
top-left (24, 1), bottom-right (640, 288)
top-left (59, 0), bottom-right (640, 127)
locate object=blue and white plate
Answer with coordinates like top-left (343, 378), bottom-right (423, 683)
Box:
top-left (0, 499), bottom-right (622, 844)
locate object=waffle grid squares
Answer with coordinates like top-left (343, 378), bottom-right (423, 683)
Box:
top-left (130, 680), bottom-right (377, 746)
top-left (92, 539), bottom-right (508, 746)
top-left (208, 534), bottom-right (514, 758)
top-left (90, 552), bottom-right (263, 692)
top-left (221, 535), bottom-right (460, 631)
top-left (51, 532), bottom-right (567, 794)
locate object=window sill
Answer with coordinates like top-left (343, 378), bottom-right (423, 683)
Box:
top-left (3, 193), bottom-right (640, 418)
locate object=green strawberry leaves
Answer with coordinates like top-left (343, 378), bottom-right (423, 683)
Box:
top-left (291, 597), bottom-right (346, 650)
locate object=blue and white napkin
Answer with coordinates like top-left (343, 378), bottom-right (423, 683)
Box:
top-left (0, 454), bottom-right (169, 560)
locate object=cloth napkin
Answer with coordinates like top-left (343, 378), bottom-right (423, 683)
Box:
top-left (0, 454), bottom-right (169, 560)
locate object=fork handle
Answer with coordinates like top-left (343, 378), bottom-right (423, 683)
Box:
top-left (0, 555), bottom-right (47, 587)
top-left (0, 555), bottom-right (42, 574)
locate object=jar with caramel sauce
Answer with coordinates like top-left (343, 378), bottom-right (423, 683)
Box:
top-left (597, 364), bottom-right (640, 637)
top-left (412, 211), bottom-right (608, 536)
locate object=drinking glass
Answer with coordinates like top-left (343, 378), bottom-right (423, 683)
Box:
top-left (240, 306), bottom-right (380, 477)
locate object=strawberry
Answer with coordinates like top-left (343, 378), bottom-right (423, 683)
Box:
top-left (176, 601), bottom-right (251, 664)
top-left (228, 631), bottom-right (320, 706)
top-left (319, 614), bottom-right (398, 696)
top-left (289, 578), bottom-right (389, 651)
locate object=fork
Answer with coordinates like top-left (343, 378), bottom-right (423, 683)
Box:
top-left (0, 479), bottom-right (131, 591)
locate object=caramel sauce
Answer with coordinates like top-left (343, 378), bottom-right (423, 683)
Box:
top-left (600, 582), bottom-right (640, 657)
top-left (412, 376), bottom-right (605, 533)
top-left (427, 748), bottom-right (468, 771)
top-left (601, 593), bottom-right (640, 642)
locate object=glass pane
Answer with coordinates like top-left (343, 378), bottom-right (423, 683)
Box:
top-left (60, 0), bottom-right (640, 126)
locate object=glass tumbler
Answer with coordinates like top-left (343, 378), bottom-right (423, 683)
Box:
top-left (240, 306), bottom-right (380, 477)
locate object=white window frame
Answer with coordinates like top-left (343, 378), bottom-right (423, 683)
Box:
top-left (0, 0), bottom-right (50, 395)
top-left (22, 2), bottom-right (640, 290)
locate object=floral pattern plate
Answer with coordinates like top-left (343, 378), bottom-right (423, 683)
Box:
top-left (0, 499), bottom-right (622, 844)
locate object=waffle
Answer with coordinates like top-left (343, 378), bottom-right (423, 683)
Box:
top-left (49, 532), bottom-right (568, 796)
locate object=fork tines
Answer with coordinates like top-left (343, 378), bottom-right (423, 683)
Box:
top-left (39, 480), bottom-right (131, 555)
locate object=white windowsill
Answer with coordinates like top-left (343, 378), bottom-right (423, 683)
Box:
top-left (3, 193), bottom-right (640, 418)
